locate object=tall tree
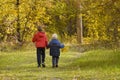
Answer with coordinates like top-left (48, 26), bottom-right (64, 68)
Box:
top-left (16, 0), bottom-right (21, 43)
top-left (75, 0), bottom-right (83, 44)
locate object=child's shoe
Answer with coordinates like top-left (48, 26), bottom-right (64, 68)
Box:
top-left (42, 63), bottom-right (45, 68)
top-left (38, 65), bottom-right (41, 68)
top-left (56, 65), bottom-right (58, 67)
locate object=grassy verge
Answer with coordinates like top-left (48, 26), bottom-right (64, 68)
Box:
top-left (0, 49), bottom-right (120, 80)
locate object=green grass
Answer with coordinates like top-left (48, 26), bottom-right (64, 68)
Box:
top-left (0, 49), bottom-right (120, 80)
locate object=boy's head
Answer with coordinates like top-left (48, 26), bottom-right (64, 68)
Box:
top-left (52, 33), bottom-right (58, 39)
top-left (37, 26), bottom-right (42, 32)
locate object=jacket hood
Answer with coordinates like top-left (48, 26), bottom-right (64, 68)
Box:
top-left (37, 32), bottom-right (45, 37)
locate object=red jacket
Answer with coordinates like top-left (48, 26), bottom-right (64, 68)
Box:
top-left (32, 31), bottom-right (48, 48)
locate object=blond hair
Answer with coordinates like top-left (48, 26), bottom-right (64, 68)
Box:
top-left (52, 33), bottom-right (58, 39)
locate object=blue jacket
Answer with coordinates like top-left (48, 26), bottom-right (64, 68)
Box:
top-left (48, 39), bottom-right (64, 56)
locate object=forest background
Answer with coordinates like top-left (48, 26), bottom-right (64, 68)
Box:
top-left (0, 0), bottom-right (120, 51)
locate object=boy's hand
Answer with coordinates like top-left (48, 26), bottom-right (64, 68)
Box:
top-left (46, 46), bottom-right (49, 49)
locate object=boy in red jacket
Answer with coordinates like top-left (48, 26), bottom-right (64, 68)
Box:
top-left (32, 26), bottom-right (48, 68)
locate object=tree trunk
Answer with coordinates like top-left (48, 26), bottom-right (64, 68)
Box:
top-left (76, 15), bottom-right (83, 44)
top-left (76, 0), bottom-right (83, 44)
top-left (16, 0), bottom-right (21, 43)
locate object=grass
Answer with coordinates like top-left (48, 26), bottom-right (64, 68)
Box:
top-left (0, 48), bottom-right (120, 80)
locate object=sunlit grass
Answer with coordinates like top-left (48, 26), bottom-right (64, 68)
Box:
top-left (0, 49), bottom-right (120, 80)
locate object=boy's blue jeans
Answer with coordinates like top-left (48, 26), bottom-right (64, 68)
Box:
top-left (52, 56), bottom-right (59, 66)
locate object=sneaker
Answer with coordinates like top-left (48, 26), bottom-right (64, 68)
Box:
top-left (56, 65), bottom-right (58, 67)
top-left (42, 64), bottom-right (45, 68)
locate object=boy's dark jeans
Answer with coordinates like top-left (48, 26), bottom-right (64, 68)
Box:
top-left (37, 48), bottom-right (45, 66)
top-left (52, 56), bottom-right (59, 67)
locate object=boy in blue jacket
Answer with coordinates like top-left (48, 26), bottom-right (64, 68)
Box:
top-left (48, 33), bottom-right (64, 68)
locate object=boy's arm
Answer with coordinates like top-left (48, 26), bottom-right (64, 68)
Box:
top-left (32, 34), bottom-right (36, 42)
top-left (45, 35), bottom-right (48, 47)
top-left (60, 43), bottom-right (64, 48)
